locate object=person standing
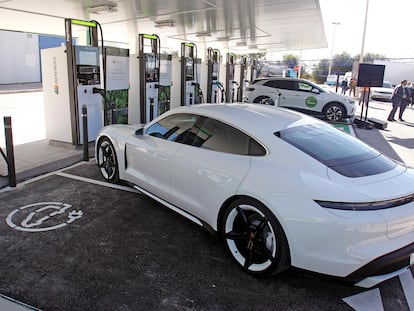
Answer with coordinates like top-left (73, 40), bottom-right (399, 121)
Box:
top-left (388, 80), bottom-right (408, 121)
top-left (399, 82), bottom-right (411, 121)
top-left (410, 82), bottom-right (414, 108)
top-left (341, 78), bottom-right (348, 94)
top-left (348, 78), bottom-right (357, 97)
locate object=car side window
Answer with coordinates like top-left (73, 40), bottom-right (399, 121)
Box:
top-left (145, 114), bottom-right (199, 142)
top-left (192, 117), bottom-right (266, 156)
top-left (297, 82), bottom-right (313, 92)
top-left (264, 80), bottom-right (295, 91)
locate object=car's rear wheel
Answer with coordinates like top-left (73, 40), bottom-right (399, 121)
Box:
top-left (253, 96), bottom-right (275, 106)
top-left (323, 102), bottom-right (345, 121)
top-left (222, 198), bottom-right (290, 276)
top-left (97, 137), bottom-right (119, 183)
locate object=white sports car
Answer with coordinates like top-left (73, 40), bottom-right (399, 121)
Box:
top-left (96, 103), bottom-right (414, 288)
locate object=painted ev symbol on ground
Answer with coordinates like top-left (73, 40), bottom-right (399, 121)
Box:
top-left (6, 202), bottom-right (83, 232)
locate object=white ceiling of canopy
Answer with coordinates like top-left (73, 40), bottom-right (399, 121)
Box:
top-left (0, 0), bottom-right (327, 53)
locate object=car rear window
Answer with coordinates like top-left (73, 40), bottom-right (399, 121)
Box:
top-left (276, 124), bottom-right (397, 177)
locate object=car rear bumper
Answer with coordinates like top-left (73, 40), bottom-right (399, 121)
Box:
top-left (348, 241), bottom-right (414, 287)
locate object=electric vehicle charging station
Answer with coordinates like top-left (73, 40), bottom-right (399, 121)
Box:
top-left (171, 42), bottom-right (202, 108)
top-left (41, 18), bottom-right (103, 145)
top-left (237, 56), bottom-right (248, 102)
top-left (205, 48), bottom-right (222, 104)
top-left (224, 53), bottom-right (238, 103)
top-left (138, 34), bottom-right (161, 123)
top-left (248, 58), bottom-right (259, 83)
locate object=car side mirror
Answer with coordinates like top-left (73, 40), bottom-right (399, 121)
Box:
top-left (135, 128), bottom-right (144, 136)
top-left (312, 88), bottom-right (320, 94)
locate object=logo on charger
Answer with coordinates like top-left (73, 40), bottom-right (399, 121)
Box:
top-left (53, 84), bottom-right (59, 94)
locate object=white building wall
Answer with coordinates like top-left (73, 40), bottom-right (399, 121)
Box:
top-left (0, 30), bottom-right (40, 84)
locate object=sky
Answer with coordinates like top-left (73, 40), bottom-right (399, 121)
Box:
top-left (270, 0), bottom-right (414, 61)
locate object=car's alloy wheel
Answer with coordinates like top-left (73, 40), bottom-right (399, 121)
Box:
top-left (97, 137), bottom-right (119, 182)
top-left (222, 198), bottom-right (290, 276)
top-left (324, 103), bottom-right (344, 121)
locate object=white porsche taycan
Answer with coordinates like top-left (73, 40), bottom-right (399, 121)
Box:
top-left (96, 103), bottom-right (414, 288)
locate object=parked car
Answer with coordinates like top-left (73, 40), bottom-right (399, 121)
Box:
top-left (370, 81), bottom-right (394, 101)
top-left (96, 103), bottom-right (414, 288)
top-left (243, 77), bottom-right (356, 121)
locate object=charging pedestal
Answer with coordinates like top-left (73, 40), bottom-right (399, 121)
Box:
top-left (171, 42), bottom-right (202, 107)
top-left (206, 48), bottom-right (221, 104)
top-left (248, 58), bottom-right (258, 83)
top-left (237, 56), bottom-right (248, 102)
top-left (41, 19), bottom-right (103, 145)
top-left (139, 34), bottom-right (161, 123)
top-left (225, 53), bottom-right (237, 103)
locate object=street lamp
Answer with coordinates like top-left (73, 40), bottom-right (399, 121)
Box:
top-left (327, 22), bottom-right (341, 77)
top-left (359, 0), bottom-right (370, 64)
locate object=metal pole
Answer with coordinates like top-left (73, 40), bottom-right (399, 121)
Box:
top-left (4, 116), bottom-right (16, 187)
top-left (328, 22), bottom-right (341, 77)
top-left (82, 105), bottom-right (89, 161)
top-left (359, 0), bottom-right (370, 64)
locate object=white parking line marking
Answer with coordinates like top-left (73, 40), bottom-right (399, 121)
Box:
top-left (400, 269), bottom-right (414, 311)
top-left (342, 288), bottom-right (384, 311)
top-left (56, 172), bottom-right (141, 194)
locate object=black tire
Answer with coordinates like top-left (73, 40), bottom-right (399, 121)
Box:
top-left (253, 96), bottom-right (275, 106)
top-left (221, 197), bottom-right (290, 276)
top-left (97, 137), bottom-right (119, 183)
top-left (323, 102), bottom-right (345, 121)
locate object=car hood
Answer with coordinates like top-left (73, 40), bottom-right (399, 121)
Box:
top-left (371, 87), bottom-right (393, 93)
top-left (325, 91), bottom-right (354, 101)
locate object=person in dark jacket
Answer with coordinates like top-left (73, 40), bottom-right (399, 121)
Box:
top-left (387, 80), bottom-right (408, 121)
top-left (341, 78), bottom-right (348, 94)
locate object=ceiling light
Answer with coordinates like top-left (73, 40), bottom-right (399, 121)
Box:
top-left (196, 31), bottom-right (211, 37)
top-left (217, 36), bottom-right (231, 41)
top-left (154, 20), bottom-right (176, 28)
top-left (86, 3), bottom-right (118, 14)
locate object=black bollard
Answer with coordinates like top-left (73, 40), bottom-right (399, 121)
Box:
top-left (4, 116), bottom-right (16, 187)
top-left (82, 105), bottom-right (89, 161)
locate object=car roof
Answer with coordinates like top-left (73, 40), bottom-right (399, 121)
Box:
top-left (252, 77), bottom-right (314, 84)
top-left (160, 103), bottom-right (320, 136)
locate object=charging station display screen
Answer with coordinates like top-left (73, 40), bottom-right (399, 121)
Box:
top-left (145, 54), bottom-right (158, 82)
top-left (78, 50), bottom-right (99, 66)
top-left (185, 57), bottom-right (194, 81)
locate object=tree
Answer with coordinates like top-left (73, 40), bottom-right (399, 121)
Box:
top-left (331, 52), bottom-right (354, 74)
top-left (354, 52), bottom-right (388, 63)
top-left (312, 58), bottom-right (330, 84)
top-left (282, 54), bottom-right (298, 68)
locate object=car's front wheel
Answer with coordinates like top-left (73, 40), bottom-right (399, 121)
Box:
top-left (221, 198), bottom-right (290, 276)
top-left (97, 137), bottom-right (119, 183)
top-left (323, 102), bottom-right (345, 121)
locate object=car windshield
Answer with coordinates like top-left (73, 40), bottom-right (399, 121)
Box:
top-left (276, 124), bottom-right (397, 177)
top-left (383, 82), bottom-right (393, 88)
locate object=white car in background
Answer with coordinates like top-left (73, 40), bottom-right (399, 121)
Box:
top-left (370, 81), bottom-right (394, 101)
top-left (96, 103), bottom-right (414, 288)
top-left (243, 77), bottom-right (356, 121)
